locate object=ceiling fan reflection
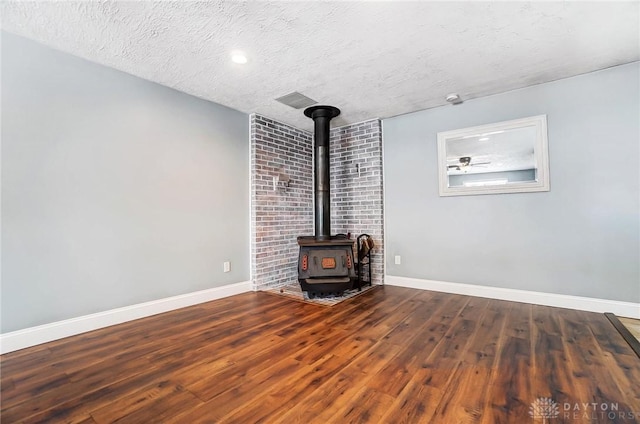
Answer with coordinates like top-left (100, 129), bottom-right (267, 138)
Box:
top-left (447, 156), bottom-right (491, 171)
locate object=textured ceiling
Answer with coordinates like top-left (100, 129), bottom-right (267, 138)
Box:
top-left (1, 1), bottom-right (638, 130)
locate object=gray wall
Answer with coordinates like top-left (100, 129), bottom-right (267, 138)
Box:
top-left (383, 62), bottom-right (639, 302)
top-left (1, 33), bottom-right (250, 333)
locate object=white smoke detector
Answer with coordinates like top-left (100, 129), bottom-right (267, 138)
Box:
top-left (445, 93), bottom-right (463, 104)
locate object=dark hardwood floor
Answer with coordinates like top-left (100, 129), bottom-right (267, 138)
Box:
top-left (1, 285), bottom-right (639, 423)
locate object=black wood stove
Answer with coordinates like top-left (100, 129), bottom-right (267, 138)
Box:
top-left (297, 105), bottom-right (356, 298)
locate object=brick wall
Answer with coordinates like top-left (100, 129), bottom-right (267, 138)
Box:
top-left (251, 115), bottom-right (384, 290)
top-left (250, 114), bottom-right (313, 290)
top-left (330, 119), bottom-right (384, 286)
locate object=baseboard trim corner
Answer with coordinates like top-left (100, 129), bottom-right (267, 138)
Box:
top-left (385, 275), bottom-right (640, 318)
top-left (0, 281), bottom-right (252, 354)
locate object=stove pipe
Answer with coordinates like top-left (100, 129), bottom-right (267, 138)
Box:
top-left (304, 105), bottom-right (340, 241)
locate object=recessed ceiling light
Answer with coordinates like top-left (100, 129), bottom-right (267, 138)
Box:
top-left (478, 137), bottom-right (489, 141)
top-left (231, 50), bottom-right (247, 64)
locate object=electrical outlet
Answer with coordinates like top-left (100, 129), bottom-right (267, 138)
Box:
top-left (223, 261), bottom-right (231, 273)
top-left (394, 255), bottom-right (401, 265)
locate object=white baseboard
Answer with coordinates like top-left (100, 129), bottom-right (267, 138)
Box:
top-left (0, 281), bottom-right (252, 354)
top-left (385, 275), bottom-right (640, 319)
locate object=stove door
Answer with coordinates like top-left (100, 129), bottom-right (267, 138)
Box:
top-left (307, 248), bottom-right (350, 277)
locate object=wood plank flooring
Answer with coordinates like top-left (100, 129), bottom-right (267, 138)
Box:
top-left (1, 285), bottom-right (639, 423)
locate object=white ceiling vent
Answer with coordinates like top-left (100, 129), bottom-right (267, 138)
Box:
top-left (275, 92), bottom-right (317, 109)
